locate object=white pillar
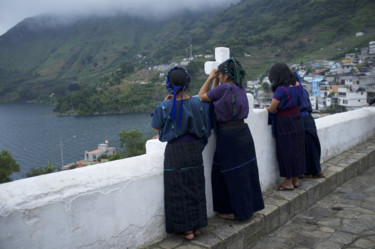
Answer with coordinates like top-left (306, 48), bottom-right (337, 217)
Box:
top-left (204, 47), bottom-right (230, 75)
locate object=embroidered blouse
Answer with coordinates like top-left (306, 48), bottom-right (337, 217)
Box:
top-left (206, 82), bottom-right (249, 122)
top-left (272, 84), bottom-right (303, 110)
top-left (151, 97), bottom-right (211, 142)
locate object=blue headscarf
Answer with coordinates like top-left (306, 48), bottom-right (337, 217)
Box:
top-left (165, 66), bottom-right (190, 133)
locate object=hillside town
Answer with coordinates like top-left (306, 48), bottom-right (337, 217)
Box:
top-left (250, 41), bottom-right (375, 113)
top-left (55, 41), bottom-right (375, 170)
top-left (146, 40), bottom-right (375, 116)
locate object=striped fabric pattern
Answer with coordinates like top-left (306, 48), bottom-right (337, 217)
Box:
top-left (275, 113), bottom-right (306, 178)
top-left (163, 140), bottom-right (207, 233)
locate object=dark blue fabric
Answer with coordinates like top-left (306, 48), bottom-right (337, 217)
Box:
top-left (303, 114), bottom-right (322, 175)
top-left (169, 134), bottom-right (198, 144)
top-left (273, 85), bottom-right (303, 110)
top-left (212, 123), bottom-right (264, 220)
top-left (300, 88), bottom-right (313, 113)
top-left (151, 97), bottom-right (212, 143)
top-left (268, 113), bottom-right (276, 136)
top-left (164, 140), bottom-right (207, 233)
top-left (275, 113), bottom-right (306, 178)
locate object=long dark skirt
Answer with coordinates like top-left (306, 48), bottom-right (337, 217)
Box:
top-left (164, 140), bottom-right (207, 233)
top-left (275, 111), bottom-right (306, 178)
top-left (212, 123), bottom-right (264, 220)
top-left (303, 114), bottom-right (321, 175)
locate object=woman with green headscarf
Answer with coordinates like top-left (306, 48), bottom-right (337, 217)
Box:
top-left (198, 58), bottom-right (264, 220)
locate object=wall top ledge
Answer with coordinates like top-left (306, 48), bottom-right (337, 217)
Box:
top-left (315, 107), bottom-right (375, 128)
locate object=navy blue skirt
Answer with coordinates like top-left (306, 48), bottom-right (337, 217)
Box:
top-left (212, 122), bottom-right (264, 220)
top-left (275, 108), bottom-right (306, 178)
top-left (303, 114), bottom-right (321, 175)
top-left (164, 140), bottom-right (207, 233)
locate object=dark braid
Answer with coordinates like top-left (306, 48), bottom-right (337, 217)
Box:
top-left (165, 66), bottom-right (190, 133)
top-left (166, 67), bottom-right (190, 94)
top-left (218, 58), bottom-right (246, 87)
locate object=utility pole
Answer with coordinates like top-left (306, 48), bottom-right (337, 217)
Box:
top-left (190, 44), bottom-right (193, 60)
top-left (58, 141), bottom-right (64, 167)
top-left (188, 35), bottom-right (193, 60)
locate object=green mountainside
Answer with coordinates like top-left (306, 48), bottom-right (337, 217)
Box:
top-left (0, 0), bottom-right (375, 107)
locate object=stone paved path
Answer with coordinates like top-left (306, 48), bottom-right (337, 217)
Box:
top-left (253, 166), bottom-right (375, 249)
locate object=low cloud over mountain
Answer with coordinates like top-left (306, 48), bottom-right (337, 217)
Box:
top-left (0, 0), bottom-right (241, 35)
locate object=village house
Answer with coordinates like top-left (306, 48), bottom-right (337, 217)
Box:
top-left (85, 143), bottom-right (116, 161)
top-left (338, 87), bottom-right (367, 110)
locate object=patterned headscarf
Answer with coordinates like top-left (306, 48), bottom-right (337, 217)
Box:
top-left (165, 66), bottom-right (190, 133)
top-left (220, 58), bottom-right (246, 87)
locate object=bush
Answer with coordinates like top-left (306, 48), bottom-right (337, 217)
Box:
top-left (320, 104), bottom-right (346, 114)
top-left (0, 150), bottom-right (20, 183)
top-left (109, 153), bottom-right (127, 161)
top-left (118, 129), bottom-right (146, 157)
top-left (24, 162), bottom-right (59, 178)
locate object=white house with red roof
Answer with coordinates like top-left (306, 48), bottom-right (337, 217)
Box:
top-left (85, 143), bottom-right (116, 161)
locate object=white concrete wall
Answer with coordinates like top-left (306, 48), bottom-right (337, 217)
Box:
top-left (316, 107), bottom-right (375, 162)
top-left (1, 101), bottom-right (375, 249)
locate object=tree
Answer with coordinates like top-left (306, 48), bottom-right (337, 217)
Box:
top-left (306, 66), bottom-right (312, 75)
top-left (328, 92), bottom-right (335, 97)
top-left (120, 63), bottom-right (135, 74)
top-left (186, 60), bottom-right (203, 75)
top-left (320, 104), bottom-right (346, 114)
top-left (262, 82), bottom-right (270, 92)
top-left (24, 161), bottom-right (59, 178)
top-left (67, 83), bottom-right (81, 92)
top-left (118, 129), bottom-right (146, 157)
top-left (0, 150), bottom-right (20, 183)
top-left (109, 152), bottom-right (126, 161)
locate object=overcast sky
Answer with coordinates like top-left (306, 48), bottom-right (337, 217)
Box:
top-left (0, 0), bottom-right (241, 36)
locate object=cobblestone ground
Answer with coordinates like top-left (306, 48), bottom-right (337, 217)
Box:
top-left (253, 166), bottom-right (375, 249)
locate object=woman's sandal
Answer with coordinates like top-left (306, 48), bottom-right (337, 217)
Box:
top-left (312, 172), bottom-right (325, 178)
top-left (193, 230), bottom-right (201, 236)
top-left (217, 213), bottom-right (235, 220)
top-left (179, 231), bottom-right (194, 240)
top-left (274, 184), bottom-right (294, 191)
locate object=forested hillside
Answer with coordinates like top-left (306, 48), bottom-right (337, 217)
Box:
top-left (0, 0), bottom-right (374, 106)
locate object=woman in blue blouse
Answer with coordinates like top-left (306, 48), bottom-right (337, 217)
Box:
top-left (266, 63), bottom-right (306, 190)
top-left (151, 67), bottom-right (211, 240)
top-left (297, 72), bottom-right (324, 178)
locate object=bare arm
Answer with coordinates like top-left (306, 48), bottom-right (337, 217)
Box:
top-left (211, 76), bottom-right (219, 89)
top-left (266, 98), bottom-right (280, 113)
top-left (198, 69), bottom-right (218, 102)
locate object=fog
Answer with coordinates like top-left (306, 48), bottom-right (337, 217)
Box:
top-left (0, 0), bottom-right (241, 35)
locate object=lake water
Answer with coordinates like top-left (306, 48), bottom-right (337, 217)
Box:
top-left (0, 104), bottom-right (155, 180)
